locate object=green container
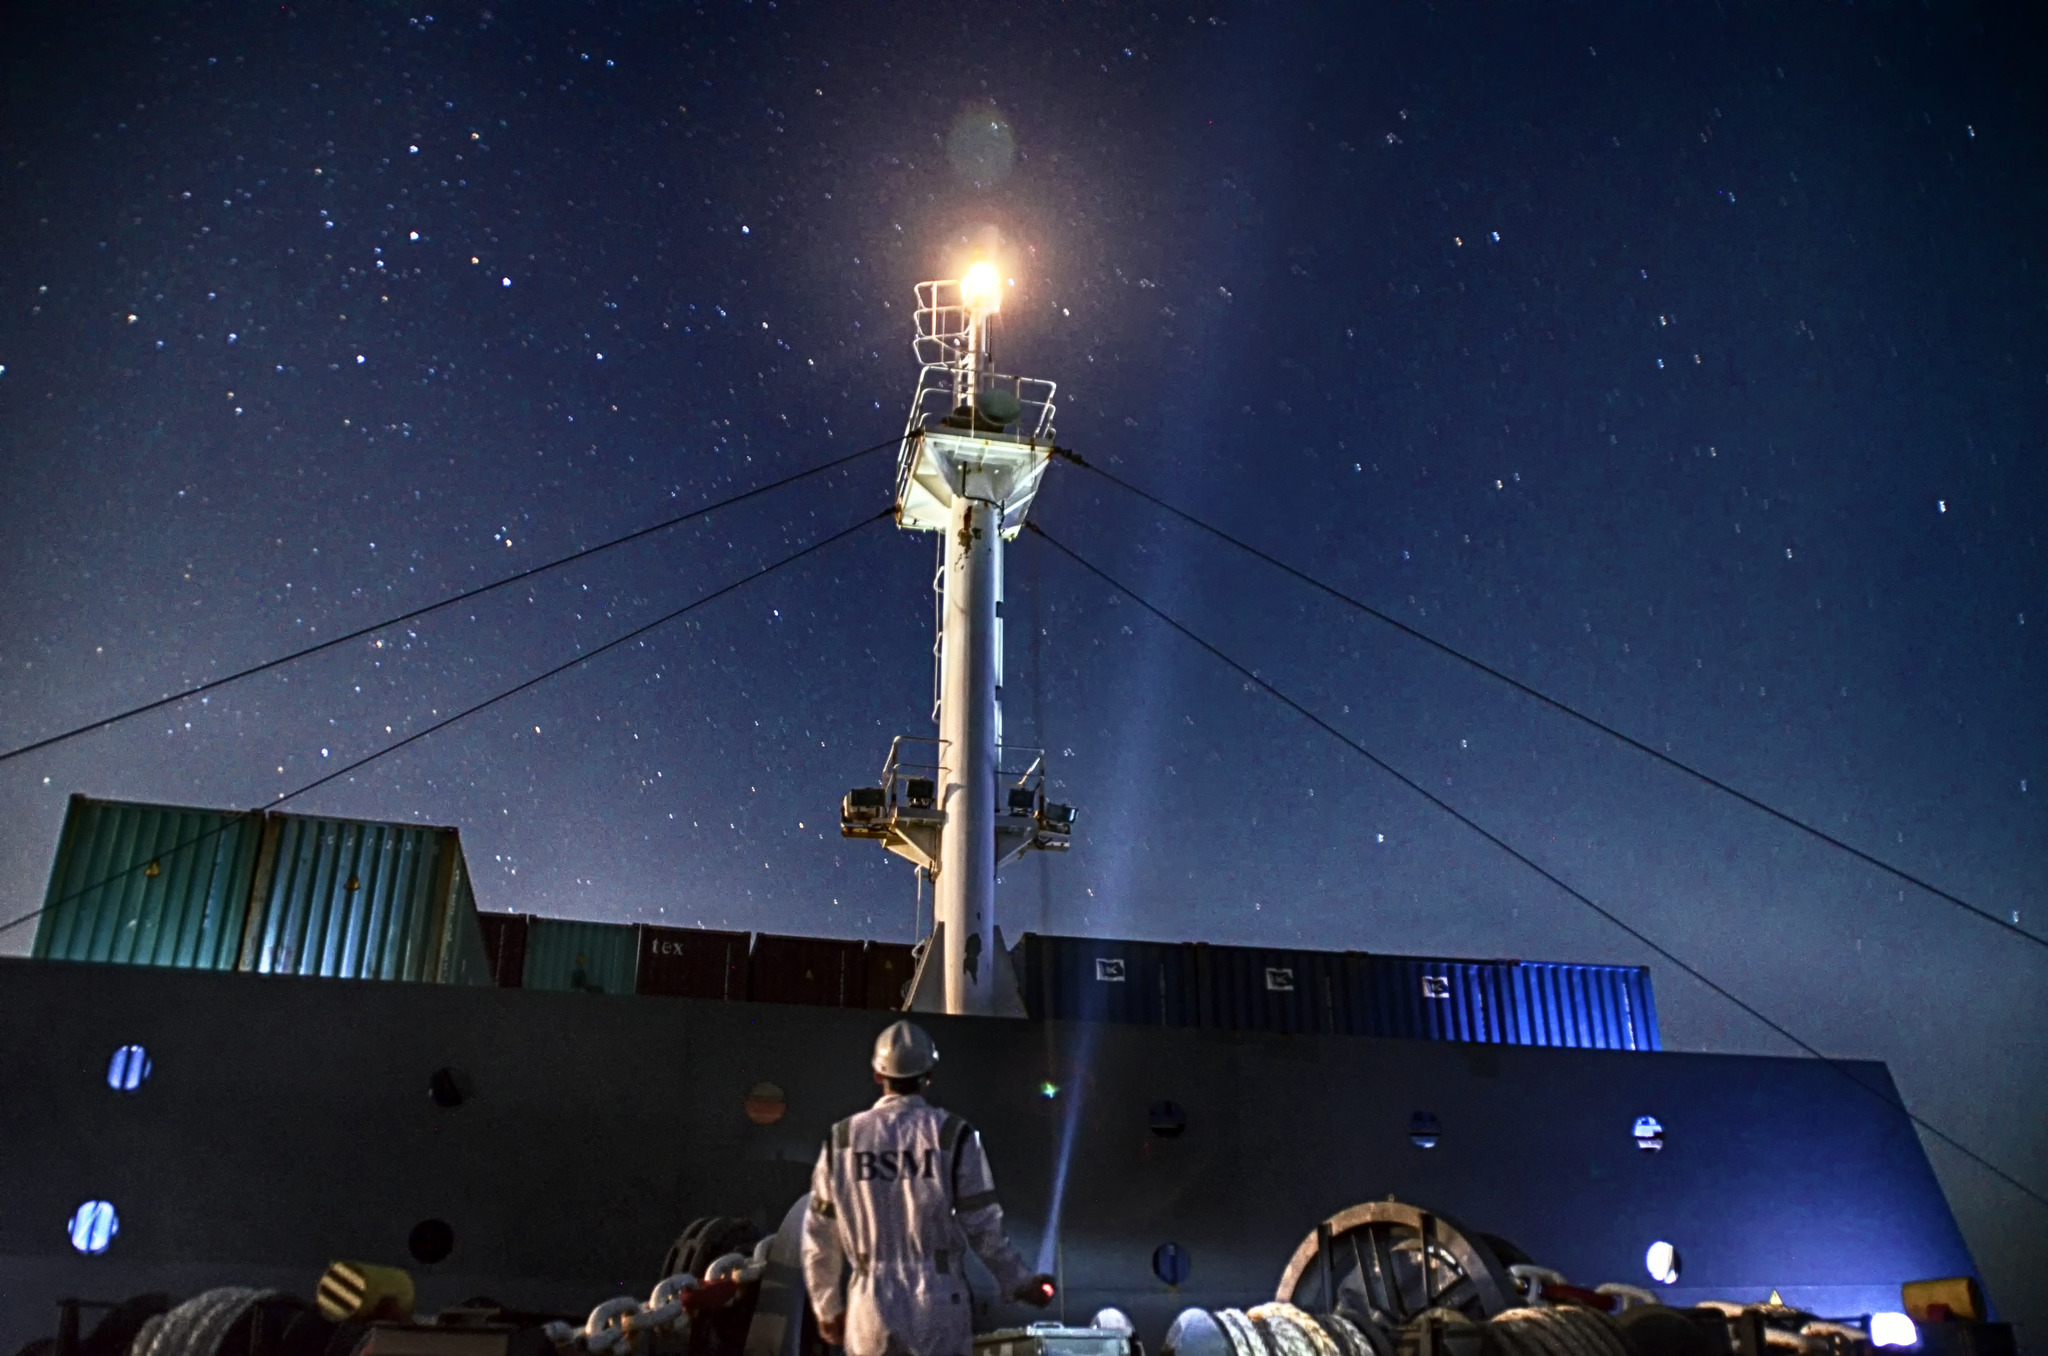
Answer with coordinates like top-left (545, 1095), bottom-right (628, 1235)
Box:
top-left (522, 918), bottom-right (640, 995)
top-left (33, 796), bottom-right (262, 969)
top-left (440, 868), bottom-right (492, 986)
top-left (241, 814), bottom-right (488, 984)
top-left (31, 795), bottom-right (490, 986)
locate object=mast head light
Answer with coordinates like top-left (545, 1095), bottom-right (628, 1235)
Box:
top-left (961, 261), bottom-right (1003, 314)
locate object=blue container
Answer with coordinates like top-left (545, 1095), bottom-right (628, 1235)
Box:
top-left (1342, 954), bottom-right (1659, 1050)
top-left (1195, 943), bottom-right (1347, 1035)
top-left (1505, 960), bottom-right (1660, 1051)
top-left (1019, 934), bottom-right (1201, 1027)
top-left (1014, 934), bottom-right (1659, 1051)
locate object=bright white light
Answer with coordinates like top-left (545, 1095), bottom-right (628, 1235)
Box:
top-left (1870, 1314), bottom-right (1917, 1348)
top-left (1644, 1240), bottom-right (1680, 1285)
top-left (961, 260), bottom-right (1003, 313)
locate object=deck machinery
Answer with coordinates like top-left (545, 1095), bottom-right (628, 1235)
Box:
top-left (841, 263), bottom-right (1076, 1016)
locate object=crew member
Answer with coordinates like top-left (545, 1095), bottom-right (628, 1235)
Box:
top-left (803, 1020), bottom-right (1055, 1356)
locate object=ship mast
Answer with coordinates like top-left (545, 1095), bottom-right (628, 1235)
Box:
top-left (841, 262), bottom-right (1076, 1016)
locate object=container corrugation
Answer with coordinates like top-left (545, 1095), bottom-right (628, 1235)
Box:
top-left (749, 933), bottom-right (864, 1007)
top-left (1505, 961), bottom-right (1660, 1051)
top-left (863, 942), bottom-right (917, 1011)
top-left (638, 925), bottom-right (749, 1000)
top-left (1019, 934), bottom-right (1201, 1027)
top-left (1341, 954), bottom-right (1659, 1050)
top-left (1196, 943), bottom-right (1347, 1035)
top-left (437, 860), bottom-right (492, 986)
top-left (478, 912), bottom-right (529, 987)
top-left (32, 795), bottom-right (262, 971)
top-left (1010, 934), bottom-right (1658, 1050)
top-left (1344, 956), bottom-right (1517, 1043)
top-left (240, 815), bottom-right (483, 984)
top-left (522, 918), bottom-right (640, 995)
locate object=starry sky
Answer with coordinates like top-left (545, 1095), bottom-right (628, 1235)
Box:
top-left (2, 0), bottom-right (2043, 1328)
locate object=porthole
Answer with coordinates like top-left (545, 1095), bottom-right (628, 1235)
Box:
top-left (1148, 1101), bottom-right (1187, 1139)
top-left (428, 1067), bottom-right (469, 1109)
top-left (1407, 1111), bottom-right (1441, 1149)
top-left (68, 1200), bottom-right (119, 1255)
top-left (1644, 1239), bottom-right (1681, 1285)
top-left (107, 1045), bottom-right (153, 1092)
top-left (744, 1081), bottom-right (787, 1126)
top-left (1152, 1242), bottom-right (1191, 1286)
top-left (408, 1218), bottom-right (455, 1264)
top-left (1633, 1116), bottom-right (1665, 1152)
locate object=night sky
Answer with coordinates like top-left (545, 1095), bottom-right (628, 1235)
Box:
top-left (2, 0), bottom-right (2043, 1329)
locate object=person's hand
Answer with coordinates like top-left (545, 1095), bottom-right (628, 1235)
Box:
top-left (819, 1314), bottom-right (846, 1347)
top-left (1018, 1275), bottom-right (1057, 1308)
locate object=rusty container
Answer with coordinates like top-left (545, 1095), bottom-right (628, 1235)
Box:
top-left (862, 941), bottom-right (917, 1010)
top-left (478, 912), bottom-right (529, 987)
top-left (637, 925), bottom-right (750, 1000)
top-left (748, 933), bottom-right (865, 1007)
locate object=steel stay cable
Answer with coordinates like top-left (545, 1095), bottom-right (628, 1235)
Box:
top-left (1055, 449), bottom-right (2042, 951)
top-left (0, 508), bottom-right (890, 942)
top-left (0, 435), bottom-right (899, 767)
top-left (1028, 520), bottom-right (2048, 1213)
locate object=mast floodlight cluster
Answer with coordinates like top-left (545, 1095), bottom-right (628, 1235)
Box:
top-left (841, 265), bottom-right (1077, 1017)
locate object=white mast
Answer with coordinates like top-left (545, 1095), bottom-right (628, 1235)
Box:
top-left (841, 263), bottom-right (1076, 1016)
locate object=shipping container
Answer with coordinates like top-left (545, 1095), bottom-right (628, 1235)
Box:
top-left (521, 918), bottom-right (640, 995)
top-left (863, 941), bottom-right (917, 1010)
top-left (749, 933), bottom-right (866, 1007)
top-left (240, 814), bottom-right (490, 985)
top-left (478, 912), bottom-right (529, 988)
top-left (1017, 934), bottom-right (1201, 1027)
top-left (32, 797), bottom-right (489, 986)
top-left (33, 796), bottom-right (263, 971)
top-left (1195, 942), bottom-right (1347, 1035)
top-left (638, 925), bottom-right (749, 1000)
top-left (1343, 956), bottom-right (1513, 1043)
top-left (1011, 934), bottom-right (1658, 1051)
top-left (442, 866), bottom-right (492, 986)
top-left (1506, 960), bottom-right (1660, 1051)
top-left (1342, 954), bottom-right (1659, 1051)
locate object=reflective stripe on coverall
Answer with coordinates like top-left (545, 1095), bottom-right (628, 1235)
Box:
top-left (802, 1093), bottom-right (1034, 1356)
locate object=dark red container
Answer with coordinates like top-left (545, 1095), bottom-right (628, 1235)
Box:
top-left (749, 933), bottom-right (865, 1007)
top-left (477, 911), bottom-right (528, 988)
top-left (863, 942), bottom-right (917, 1010)
top-left (637, 925), bottom-right (749, 1001)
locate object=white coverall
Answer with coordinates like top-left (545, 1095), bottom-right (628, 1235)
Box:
top-left (802, 1092), bottom-right (1034, 1356)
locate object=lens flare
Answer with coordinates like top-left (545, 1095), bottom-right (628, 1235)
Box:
top-left (1036, 1029), bottom-right (1095, 1275)
top-left (962, 261), bottom-right (1003, 313)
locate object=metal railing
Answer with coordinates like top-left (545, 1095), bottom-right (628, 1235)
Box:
top-left (894, 278), bottom-right (1058, 510)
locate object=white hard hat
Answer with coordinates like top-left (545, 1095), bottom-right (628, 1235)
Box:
top-left (872, 1020), bottom-right (939, 1078)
